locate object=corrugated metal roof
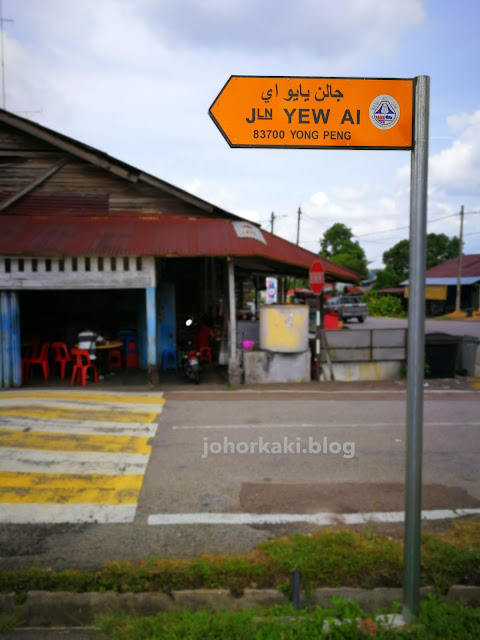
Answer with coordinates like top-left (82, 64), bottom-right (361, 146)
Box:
top-left (401, 277), bottom-right (480, 285)
top-left (0, 215), bottom-right (362, 282)
top-left (425, 277), bottom-right (480, 285)
top-left (425, 254), bottom-right (480, 278)
top-left (401, 255), bottom-right (480, 286)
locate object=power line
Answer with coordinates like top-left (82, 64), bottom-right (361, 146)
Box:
top-left (353, 212), bottom-right (458, 239)
top-left (302, 210), bottom-right (480, 243)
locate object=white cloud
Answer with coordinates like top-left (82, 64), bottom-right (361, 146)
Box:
top-left (147, 0), bottom-right (425, 59)
top-left (430, 109), bottom-right (480, 195)
top-left (4, 0), bottom-right (479, 269)
top-left (185, 178), bottom-right (202, 193)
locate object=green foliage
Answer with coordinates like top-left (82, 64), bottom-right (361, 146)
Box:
top-left (373, 265), bottom-right (403, 290)
top-left (362, 292), bottom-right (407, 318)
top-left (382, 239), bottom-right (410, 281)
top-left (0, 614), bottom-right (17, 632)
top-left (381, 233), bottom-right (460, 284)
top-left (319, 223), bottom-right (369, 278)
top-left (420, 534), bottom-right (480, 592)
top-left (99, 605), bottom-right (368, 640)
top-left (98, 597), bottom-right (480, 639)
top-left (426, 233), bottom-right (460, 270)
top-left (413, 594), bottom-right (480, 640)
top-left (2, 526), bottom-right (478, 600)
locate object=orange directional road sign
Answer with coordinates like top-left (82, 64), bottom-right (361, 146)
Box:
top-left (209, 76), bottom-right (414, 150)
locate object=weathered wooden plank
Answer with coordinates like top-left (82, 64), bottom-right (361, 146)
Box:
top-left (0, 256), bottom-right (155, 289)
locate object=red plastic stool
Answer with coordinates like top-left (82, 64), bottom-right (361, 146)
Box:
top-left (199, 346), bottom-right (211, 363)
top-left (125, 337), bottom-right (139, 368)
top-left (108, 349), bottom-right (122, 369)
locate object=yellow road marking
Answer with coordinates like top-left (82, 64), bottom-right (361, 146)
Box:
top-left (0, 488), bottom-right (139, 504)
top-left (0, 405), bottom-right (158, 423)
top-left (0, 429), bottom-right (152, 454)
top-left (1, 392), bottom-right (165, 406)
top-left (0, 392), bottom-right (164, 519)
top-left (0, 470), bottom-right (142, 504)
top-left (0, 471), bottom-right (143, 504)
top-left (0, 470), bottom-right (143, 490)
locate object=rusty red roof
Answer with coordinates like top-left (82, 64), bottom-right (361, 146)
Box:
top-left (0, 215), bottom-right (362, 282)
top-left (425, 254), bottom-right (480, 278)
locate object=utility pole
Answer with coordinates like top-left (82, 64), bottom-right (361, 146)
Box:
top-left (270, 211), bottom-right (275, 233)
top-left (296, 206), bottom-right (302, 245)
top-left (455, 205), bottom-right (464, 312)
top-left (0, 0), bottom-right (5, 109)
top-left (0, 0), bottom-right (12, 110)
top-left (292, 206), bottom-right (302, 301)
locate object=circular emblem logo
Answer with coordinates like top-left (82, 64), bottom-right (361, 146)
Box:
top-left (369, 95), bottom-right (400, 130)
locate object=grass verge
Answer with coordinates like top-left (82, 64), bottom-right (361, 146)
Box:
top-left (1, 521), bottom-right (479, 603)
top-left (98, 596), bottom-right (480, 639)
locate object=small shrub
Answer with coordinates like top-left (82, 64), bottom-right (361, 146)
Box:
top-left (362, 292), bottom-right (407, 318)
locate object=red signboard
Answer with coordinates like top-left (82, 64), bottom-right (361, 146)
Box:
top-left (309, 261), bottom-right (325, 295)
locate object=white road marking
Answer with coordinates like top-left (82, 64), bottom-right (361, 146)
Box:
top-left (1, 389), bottom-right (164, 400)
top-left (0, 390), bottom-right (164, 524)
top-left (172, 422), bottom-right (480, 430)
top-left (167, 389), bottom-right (478, 395)
top-left (0, 448), bottom-right (149, 475)
top-left (0, 417), bottom-right (158, 437)
top-left (0, 397), bottom-right (163, 413)
top-left (148, 508), bottom-right (480, 526)
top-left (0, 503), bottom-right (137, 524)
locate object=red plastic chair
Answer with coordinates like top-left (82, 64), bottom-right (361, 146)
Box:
top-left (70, 348), bottom-right (98, 386)
top-left (23, 342), bottom-right (50, 379)
top-left (21, 338), bottom-right (41, 378)
top-left (51, 341), bottom-right (73, 379)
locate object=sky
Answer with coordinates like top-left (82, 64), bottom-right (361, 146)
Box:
top-left (3, 0), bottom-right (480, 271)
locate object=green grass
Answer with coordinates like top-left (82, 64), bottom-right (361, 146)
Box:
top-left (0, 614), bottom-right (17, 633)
top-left (1, 524), bottom-right (479, 603)
top-left (98, 597), bottom-right (480, 639)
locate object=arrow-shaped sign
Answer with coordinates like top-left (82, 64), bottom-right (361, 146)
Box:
top-left (209, 75), bottom-right (413, 150)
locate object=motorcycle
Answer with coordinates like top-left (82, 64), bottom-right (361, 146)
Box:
top-left (182, 342), bottom-right (201, 384)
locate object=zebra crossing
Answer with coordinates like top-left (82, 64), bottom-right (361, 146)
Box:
top-left (0, 390), bottom-right (165, 524)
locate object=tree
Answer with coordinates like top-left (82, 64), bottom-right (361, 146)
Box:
top-left (319, 223), bottom-right (369, 277)
top-left (380, 239), bottom-right (410, 284)
top-left (374, 233), bottom-right (460, 289)
top-left (374, 265), bottom-right (402, 290)
top-left (425, 233), bottom-right (460, 269)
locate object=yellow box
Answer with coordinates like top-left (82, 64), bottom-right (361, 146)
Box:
top-left (259, 305), bottom-right (309, 352)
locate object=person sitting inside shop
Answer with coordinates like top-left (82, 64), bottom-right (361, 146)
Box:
top-left (77, 328), bottom-right (106, 379)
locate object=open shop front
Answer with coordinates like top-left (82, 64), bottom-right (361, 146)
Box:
top-left (0, 109), bottom-right (364, 388)
top-left (0, 254), bottom-right (157, 388)
top-left (0, 221), bottom-right (363, 389)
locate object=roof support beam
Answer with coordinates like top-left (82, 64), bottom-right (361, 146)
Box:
top-left (0, 156), bottom-right (68, 213)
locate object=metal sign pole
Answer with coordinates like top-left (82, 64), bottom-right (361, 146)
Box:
top-left (403, 75), bottom-right (430, 622)
top-left (315, 294), bottom-right (321, 381)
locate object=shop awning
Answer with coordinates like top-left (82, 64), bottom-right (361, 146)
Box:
top-left (0, 215), bottom-right (363, 282)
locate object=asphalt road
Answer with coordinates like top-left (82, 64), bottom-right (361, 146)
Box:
top-left (1, 379), bottom-right (479, 571)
